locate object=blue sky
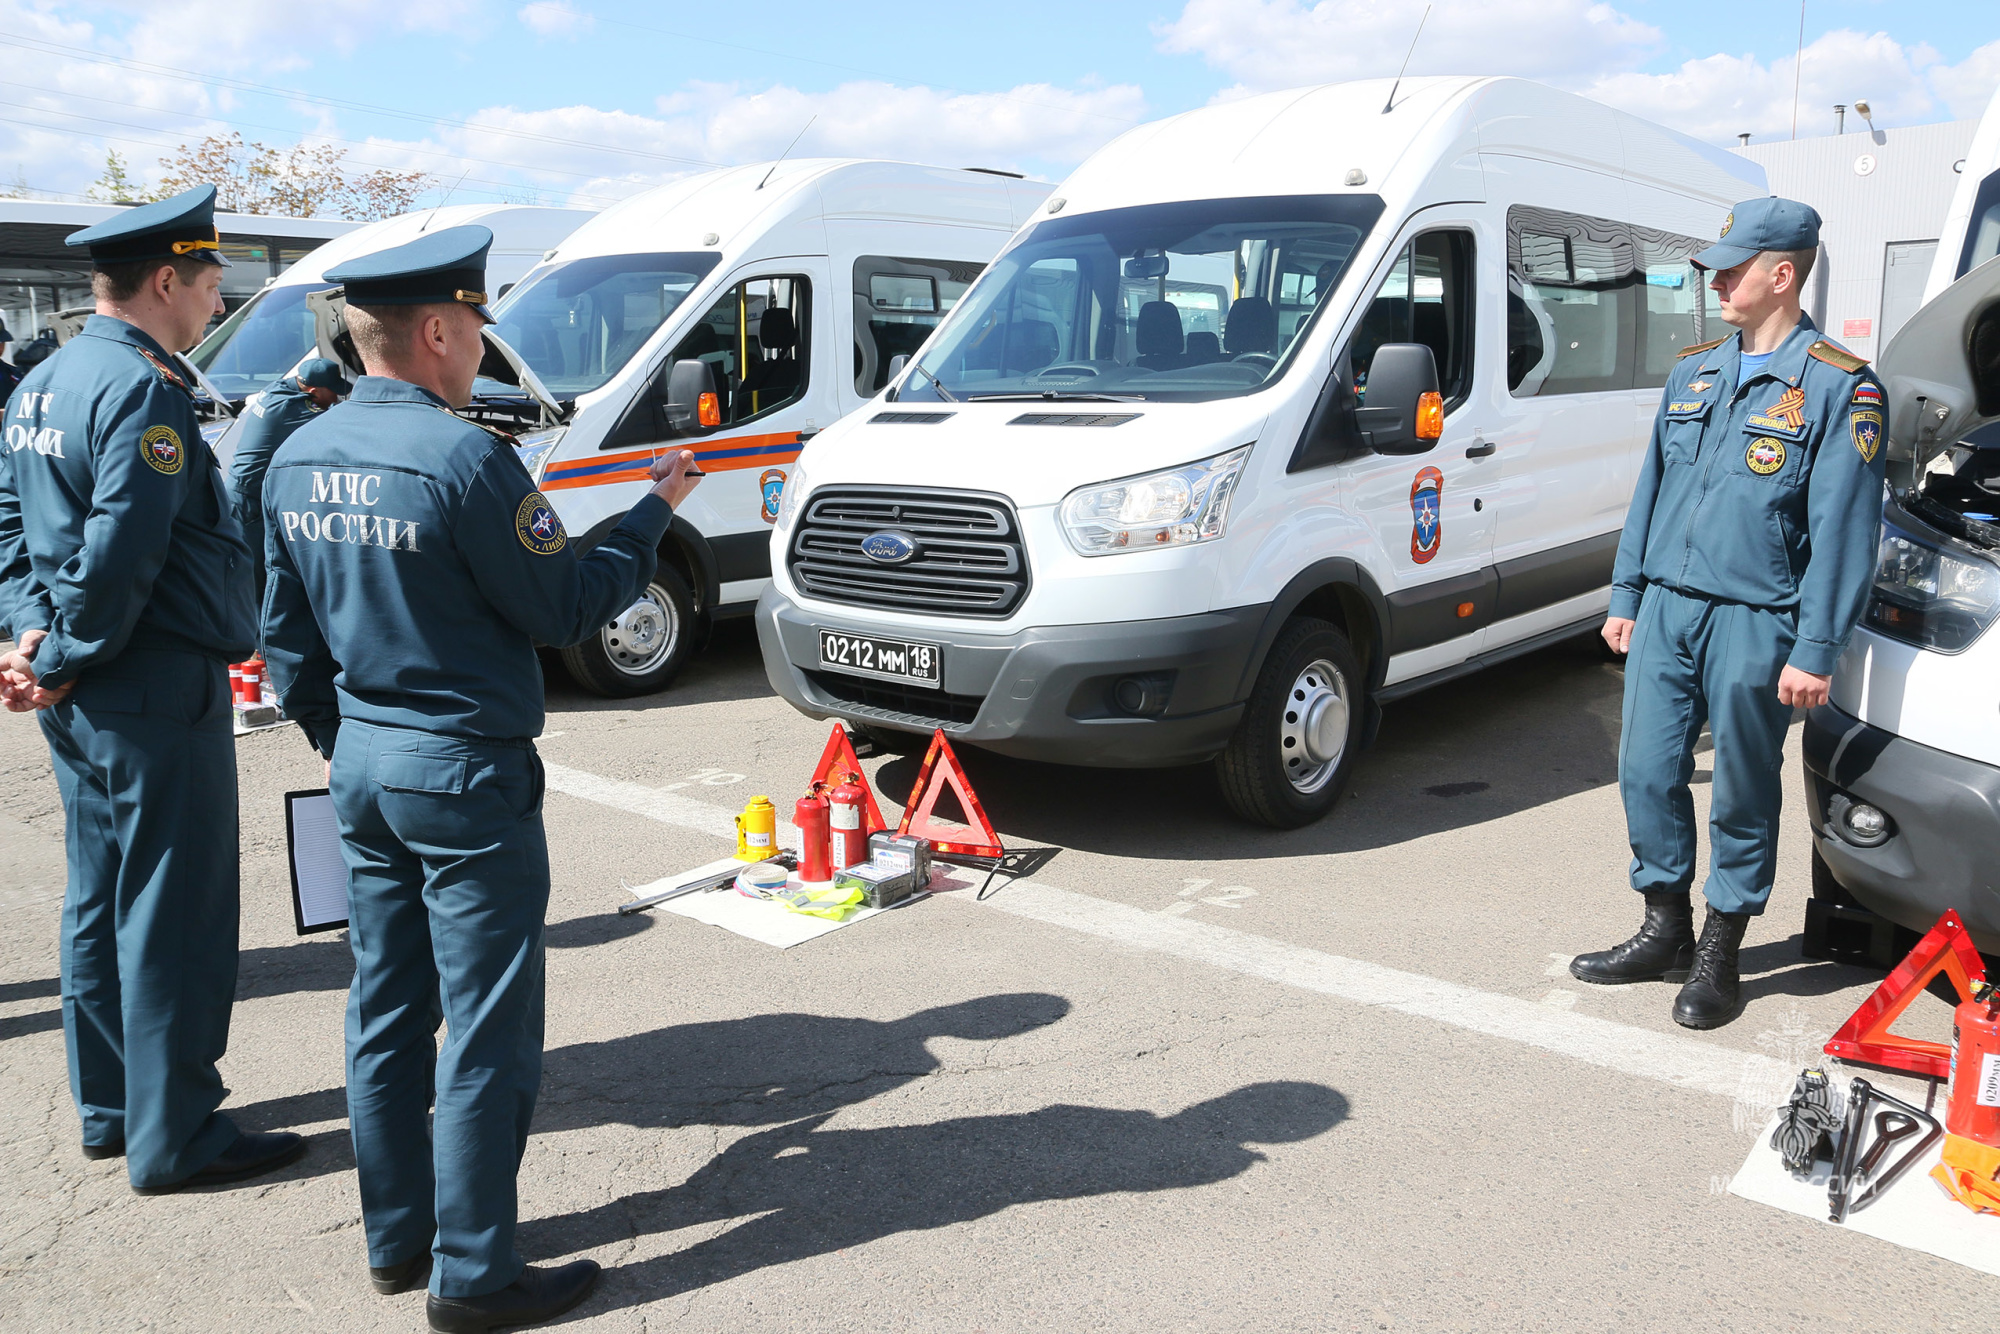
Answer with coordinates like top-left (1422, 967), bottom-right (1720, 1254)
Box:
top-left (1, 0), bottom-right (1995, 209)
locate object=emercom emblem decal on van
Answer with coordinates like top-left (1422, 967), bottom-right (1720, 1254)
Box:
top-left (1410, 467), bottom-right (1443, 564)
top-left (760, 468), bottom-right (787, 524)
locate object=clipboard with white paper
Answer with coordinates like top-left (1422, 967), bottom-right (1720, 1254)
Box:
top-left (284, 789), bottom-right (349, 935)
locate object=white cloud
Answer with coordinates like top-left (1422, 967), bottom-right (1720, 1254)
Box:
top-left (1156, 0), bottom-right (1661, 99)
top-left (1928, 39), bottom-right (2000, 122)
top-left (517, 1), bottom-right (593, 40)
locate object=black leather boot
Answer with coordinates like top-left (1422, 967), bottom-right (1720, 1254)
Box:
top-left (371, 1250), bottom-right (432, 1295)
top-left (1673, 906), bottom-right (1752, 1029)
top-left (426, 1260), bottom-right (600, 1333)
top-left (1569, 892), bottom-right (1695, 984)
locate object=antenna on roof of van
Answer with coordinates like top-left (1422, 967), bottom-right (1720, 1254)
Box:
top-left (757, 116), bottom-right (817, 190)
top-left (1382, 3), bottom-right (1431, 115)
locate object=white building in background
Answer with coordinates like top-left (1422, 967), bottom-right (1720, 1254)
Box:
top-left (0, 200), bottom-right (360, 346)
top-left (1734, 119), bottom-right (1978, 361)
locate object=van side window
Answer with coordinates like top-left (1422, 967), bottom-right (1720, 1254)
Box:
top-left (666, 276), bottom-right (810, 427)
top-left (1633, 229), bottom-right (1717, 388)
top-left (1506, 208), bottom-right (1633, 395)
top-left (1350, 230), bottom-right (1475, 409)
top-left (852, 256), bottom-right (983, 394)
top-left (1957, 169), bottom-right (2000, 282)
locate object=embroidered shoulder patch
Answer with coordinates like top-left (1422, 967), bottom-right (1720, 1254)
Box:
top-left (1851, 382), bottom-right (1884, 408)
top-left (140, 424), bottom-right (183, 475)
top-left (1851, 409), bottom-right (1884, 463)
top-left (1807, 340), bottom-right (1868, 374)
top-left (1745, 437), bottom-right (1786, 475)
top-left (515, 491), bottom-right (566, 555)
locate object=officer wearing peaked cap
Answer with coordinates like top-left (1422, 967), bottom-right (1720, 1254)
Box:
top-left (1570, 197), bottom-right (1888, 1029)
top-left (228, 356), bottom-right (351, 603)
top-left (0, 184), bottom-right (308, 1191)
top-left (260, 225), bottom-right (702, 1331)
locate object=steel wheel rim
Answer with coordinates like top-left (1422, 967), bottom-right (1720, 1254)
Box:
top-left (1279, 657), bottom-right (1347, 794)
top-left (601, 587), bottom-right (677, 676)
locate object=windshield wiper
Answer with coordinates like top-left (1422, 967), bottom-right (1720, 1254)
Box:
top-left (906, 360), bottom-right (957, 403)
top-left (967, 390), bottom-right (1144, 403)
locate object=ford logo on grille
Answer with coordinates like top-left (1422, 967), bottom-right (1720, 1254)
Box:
top-left (860, 530), bottom-right (919, 565)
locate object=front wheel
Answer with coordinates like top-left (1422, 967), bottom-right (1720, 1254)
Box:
top-left (1215, 617), bottom-right (1364, 828)
top-left (558, 566), bottom-right (699, 697)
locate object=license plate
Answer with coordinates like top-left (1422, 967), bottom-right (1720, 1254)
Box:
top-left (817, 629), bottom-right (942, 688)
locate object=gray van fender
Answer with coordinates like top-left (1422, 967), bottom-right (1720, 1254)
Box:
top-left (574, 512), bottom-right (719, 613)
top-left (1233, 559), bottom-right (1393, 748)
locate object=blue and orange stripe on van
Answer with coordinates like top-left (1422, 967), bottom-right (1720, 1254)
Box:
top-left (541, 430), bottom-right (803, 492)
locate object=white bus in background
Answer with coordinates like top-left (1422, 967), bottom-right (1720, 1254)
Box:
top-left (754, 77), bottom-right (1764, 828)
top-left (445, 160), bottom-right (1049, 696)
top-left (193, 202), bottom-right (593, 449)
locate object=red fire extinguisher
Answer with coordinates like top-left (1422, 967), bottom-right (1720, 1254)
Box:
top-left (828, 781), bottom-right (867, 872)
top-left (1949, 981), bottom-right (2000, 1148)
top-left (795, 794), bottom-right (831, 882)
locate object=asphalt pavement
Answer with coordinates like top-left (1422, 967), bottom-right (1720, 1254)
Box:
top-left (0, 623), bottom-right (1992, 1332)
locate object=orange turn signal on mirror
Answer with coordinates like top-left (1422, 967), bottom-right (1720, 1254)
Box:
top-left (1415, 391), bottom-right (1445, 441)
top-left (697, 392), bottom-right (721, 428)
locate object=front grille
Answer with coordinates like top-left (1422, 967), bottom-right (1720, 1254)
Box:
top-left (789, 486), bottom-right (1029, 618)
top-left (805, 670), bottom-right (983, 728)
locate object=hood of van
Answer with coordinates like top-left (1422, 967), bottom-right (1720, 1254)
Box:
top-left (800, 398), bottom-right (1274, 508)
top-left (1881, 254), bottom-right (2000, 469)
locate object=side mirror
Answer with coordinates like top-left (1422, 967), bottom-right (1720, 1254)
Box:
top-left (1357, 343), bottom-right (1444, 455)
top-left (886, 353), bottom-right (909, 382)
top-left (659, 359), bottom-right (721, 437)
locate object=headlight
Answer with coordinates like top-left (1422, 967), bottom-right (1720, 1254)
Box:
top-left (1864, 522), bottom-right (2000, 652)
top-left (1058, 446), bottom-right (1250, 557)
top-left (773, 458), bottom-right (808, 532)
top-left (513, 426), bottom-right (566, 483)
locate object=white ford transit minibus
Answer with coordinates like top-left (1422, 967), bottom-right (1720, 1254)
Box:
top-left (756, 77), bottom-right (1765, 827)
top-left (458, 160), bottom-right (1048, 695)
top-left (1804, 82), bottom-right (2000, 954)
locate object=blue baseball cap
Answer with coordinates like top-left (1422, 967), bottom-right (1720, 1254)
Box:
top-left (326, 225), bottom-right (495, 323)
top-left (1692, 196), bottom-right (1822, 271)
top-left (65, 184), bottom-right (232, 268)
top-left (294, 358), bottom-right (352, 394)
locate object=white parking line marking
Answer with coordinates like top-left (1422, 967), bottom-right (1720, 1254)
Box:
top-left (543, 761), bottom-right (1758, 1099)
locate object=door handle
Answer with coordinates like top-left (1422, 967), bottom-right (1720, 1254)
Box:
top-left (1465, 439), bottom-right (1496, 458)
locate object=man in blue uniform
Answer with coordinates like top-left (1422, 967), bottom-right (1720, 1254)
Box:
top-left (261, 225), bottom-right (701, 1331)
top-left (227, 357), bottom-right (350, 600)
top-left (0, 184), bottom-right (307, 1189)
top-left (1571, 197), bottom-right (1888, 1028)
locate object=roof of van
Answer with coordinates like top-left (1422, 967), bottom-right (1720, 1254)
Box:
top-left (0, 198), bottom-right (360, 242)
top-left (545, 159), bottom-right (1052, 262)
top-left (269, 203), bottom-right (595, 289)
top-left (1046, 77), bottom-right (1764, 219)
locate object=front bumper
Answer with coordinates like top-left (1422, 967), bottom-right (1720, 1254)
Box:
top-left (1801, 702), bottom-right (2000, 953)
top-left (756, 588), bottom-right (1260, 768)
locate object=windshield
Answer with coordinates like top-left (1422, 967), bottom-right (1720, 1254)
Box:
top-left (188, 283), bottom-right (327, 400)
top-left (901, 195), bottom-right (1384, 404)
top-left (480, 251), bottom-right (721, 399)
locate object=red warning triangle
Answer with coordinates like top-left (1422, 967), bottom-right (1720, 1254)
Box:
top-left (1824, 908), bottom-right (1989, 1078)
top-left (896, 729), bottom-right (1002, 858)
top-left (808, 723), bottom-right (887, 835)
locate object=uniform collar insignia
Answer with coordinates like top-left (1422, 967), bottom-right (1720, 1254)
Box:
top-left (1688, 380), bottom-right (1712, 393)
top-left (134, 345), bottom-right (190, 392)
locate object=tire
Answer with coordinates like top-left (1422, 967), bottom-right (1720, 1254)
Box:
top-left (558, 566), bottom-right (699, 698)
top-left (1215, 617), bottom-right (1365, 828)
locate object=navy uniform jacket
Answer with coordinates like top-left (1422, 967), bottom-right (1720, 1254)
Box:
top-left (227, 378), bottom-right (321, 572)
top-left (262, 376), bottom-right (671, 757)
top-left (0, 315), bottom-right (256, 685)
top-left (1610, 317), bottom-right (1888, 675)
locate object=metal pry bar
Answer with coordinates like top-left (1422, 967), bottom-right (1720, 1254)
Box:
top-left (618, 855), bottom-right (797, 915)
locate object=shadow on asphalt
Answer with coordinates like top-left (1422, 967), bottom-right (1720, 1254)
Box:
top-left (869, 635), bottom-right (1633, 861)
top-left (536, 993), bottom-right (1073, 1132)
top-left (528, 1078), bottom-right (1348, 1316)
top-left (234, 936), bottom-right (352, 1001)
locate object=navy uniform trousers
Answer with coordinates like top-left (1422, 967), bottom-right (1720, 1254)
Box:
top-left (330, 719), bottom-right (548, 1298)
top-left (1620, 585), bottom-right (1798, 915)
top-left (39, 649), bottom-right (241, 1186)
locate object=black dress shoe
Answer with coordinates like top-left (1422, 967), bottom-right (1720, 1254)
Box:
top-left (1570, 891), bottom-right (1695, 984)
top-left (81, 1138), bottom-right (125, 1161)
top-left (372, 1251), bottom-right (433, 1295)
top-left (426, 1260), bottom-right (601, 1333)
top-left (132, 1130), bottom-right (307, 1195)
top-left (1674, 906), bottom-right (1752, 1029)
